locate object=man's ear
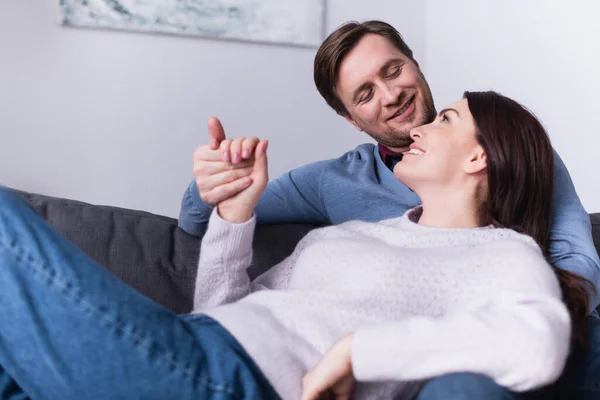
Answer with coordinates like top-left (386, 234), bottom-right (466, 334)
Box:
top-left (341, 113), bottom-right (363, 132)
top-left (464, 147), bottom-right (487, 174)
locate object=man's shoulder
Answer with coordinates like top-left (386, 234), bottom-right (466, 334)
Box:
top-left (321, 143), bottom-right (378, 169)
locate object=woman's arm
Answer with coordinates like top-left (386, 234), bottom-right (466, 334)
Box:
top-left (351, 247), bottom-right (571, 392)
top-left (352, 293), bottom-right (570, 391)
top-left (192, 140), bottom-right (271, 311)
top-left (192, 208), bottom-right (256, 311)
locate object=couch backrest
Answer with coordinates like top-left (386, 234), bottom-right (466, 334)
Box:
top-left (16, 189), bottom-right (600, 314)
top-left (17, 190), bottom-right (314, 313)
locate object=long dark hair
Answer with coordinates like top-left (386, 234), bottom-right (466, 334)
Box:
top-left (464, 91), bottom-right (593, 345)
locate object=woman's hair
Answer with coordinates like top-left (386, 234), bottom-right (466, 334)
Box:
top-left (464, 90), bottom-right (593, 346)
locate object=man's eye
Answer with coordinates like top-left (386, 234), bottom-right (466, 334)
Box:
top-left (360, 90), bottom-right (374, 103)
top-left (387, 66), bottom-right (402, 78)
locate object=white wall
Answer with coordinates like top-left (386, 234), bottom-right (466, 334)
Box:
top-left (0, 0), bottom-right (425, 218)
top-left (423, 0), bottom-right (600, 212)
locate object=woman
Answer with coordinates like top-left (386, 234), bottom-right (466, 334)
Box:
top-left (0, 91), bottom-right (589, 400)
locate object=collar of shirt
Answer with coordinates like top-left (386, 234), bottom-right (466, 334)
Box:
top-left (378, 144), bottom-right (404, 170)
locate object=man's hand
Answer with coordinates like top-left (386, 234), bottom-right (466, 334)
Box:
top-left (301, 334), bottom-right (356, 400)
top-left (193, 117), bottom-right (261, 206)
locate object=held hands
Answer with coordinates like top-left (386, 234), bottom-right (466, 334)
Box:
top-left (301, 333), bottom-right (356, 400)
top-left (193, 117), bottom-right (269, 223)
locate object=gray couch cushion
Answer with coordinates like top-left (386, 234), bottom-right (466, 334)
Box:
top-left (16, 190), bottom-right (315, 313)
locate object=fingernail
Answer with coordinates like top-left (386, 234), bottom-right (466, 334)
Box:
top-left (232, 153), bottom-right (240, 163)
top-left (242, 149), bottom-right (249, 159)
top-left (223, 151), bottom-right (230, 162)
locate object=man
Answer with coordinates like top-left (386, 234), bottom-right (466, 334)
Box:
top-left (179, 21), bottom-right (600, 399)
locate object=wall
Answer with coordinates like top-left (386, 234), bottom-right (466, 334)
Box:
top-left (423, 0), bottom-right (600, 212)
top-left (0, 0), bottom-right (425, 217)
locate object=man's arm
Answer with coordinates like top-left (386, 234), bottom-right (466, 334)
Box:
top-left (178, 160), bottom-right (330, 236)
top-left (549, 150), bottom-right (600, 310)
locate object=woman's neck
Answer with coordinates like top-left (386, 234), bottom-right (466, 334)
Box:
top-left (417, 187), bottom-right (484, 229)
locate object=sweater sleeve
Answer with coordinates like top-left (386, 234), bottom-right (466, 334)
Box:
top-left (351, 246), bottom-right (571, 392)
top-left (193, 208), bottom-right (256, 311)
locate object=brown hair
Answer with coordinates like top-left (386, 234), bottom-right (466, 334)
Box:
top-left (464, 91), bottom-right (593, 345)
top-left (314, 21), bottom-right (414, 116)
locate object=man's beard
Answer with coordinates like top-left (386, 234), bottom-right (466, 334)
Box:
top-left (364, 97), bottom-right (437, 149)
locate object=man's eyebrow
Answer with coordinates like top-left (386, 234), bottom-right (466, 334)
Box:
top-left (438, 108), bottom-right (460, 118)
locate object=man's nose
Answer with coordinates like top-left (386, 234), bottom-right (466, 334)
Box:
top-left (381, 83), bottom-right (402, 106)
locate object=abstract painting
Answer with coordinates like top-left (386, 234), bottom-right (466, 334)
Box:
top-left (59, 0), bottom-right (325, 47)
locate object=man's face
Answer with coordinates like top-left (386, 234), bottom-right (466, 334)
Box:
top-left (335, 34), bottom-right (436, 151)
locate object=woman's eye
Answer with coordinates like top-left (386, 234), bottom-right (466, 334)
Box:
top-left (441, 113), bottom-right (449, 123)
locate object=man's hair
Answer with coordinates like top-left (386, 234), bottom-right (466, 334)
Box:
top-left (314, 20), bottom-right (415, 116)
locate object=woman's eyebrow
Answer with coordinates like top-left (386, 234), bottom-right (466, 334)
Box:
top-left (438, 108), bottom-right (460, 118)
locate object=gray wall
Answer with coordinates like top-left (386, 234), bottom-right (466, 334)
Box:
top-left (423, 0), bottom-right (600, 213)
top-left (0, 0), bottom-right (425, 217)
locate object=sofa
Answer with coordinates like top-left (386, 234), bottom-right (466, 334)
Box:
top-left (11, 189), bottom-right (600, 315)
top-left (11, 189), bottom-right (600, 314)
top-left (13, 189), bottom-right (316, 314)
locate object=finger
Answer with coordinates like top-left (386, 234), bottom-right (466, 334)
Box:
top-left (197, 166), bottom-right (253, 192)
top-left (230, 137), bottom-right (246, 164)
top-left (253, 140), bottom-right (269, 178)
top-left (193, 144), bottom-right (228, 163)
top-left (202, 177), bottom-right (252, 205)
top-left (241, 137), bottom-right (260, 159)
top-left (198, 160), bottom-right (253, 175)
top-left (207, 117), bottom-right (226, 147)
top-left (219, 139), bottom-right (233, 162)
top-left (301, 373), bottom-right (326, 400)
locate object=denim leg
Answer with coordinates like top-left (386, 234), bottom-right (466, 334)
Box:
top-left (552, 313), bottom-right (600, 399)
top-left (416, 373), bottom-right (518, 400)
top-left (0, 187), bottom-right (278, 400)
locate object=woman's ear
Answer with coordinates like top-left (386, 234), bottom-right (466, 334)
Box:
top-left (465, 148), bottom-right (487, 174)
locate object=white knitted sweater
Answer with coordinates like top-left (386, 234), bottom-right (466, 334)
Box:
top-left (193, 207), bottom-right (571, 400)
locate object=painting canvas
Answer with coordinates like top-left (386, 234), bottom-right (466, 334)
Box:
top-left (59, 0), bottom-right (325, 47)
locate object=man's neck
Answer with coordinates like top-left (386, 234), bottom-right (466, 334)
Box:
top-left (379, 143), bottom-right (411, 154)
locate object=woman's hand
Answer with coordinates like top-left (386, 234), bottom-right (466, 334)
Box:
top-left (217, 139), bottom-right (269, 223)
top-left (301, 333), bottom-right (356, 400)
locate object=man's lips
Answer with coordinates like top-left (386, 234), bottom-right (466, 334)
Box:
top-left (387, 96), bottom-right (416, 122)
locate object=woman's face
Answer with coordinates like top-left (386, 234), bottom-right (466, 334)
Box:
top-left (393, 98), bottom-right (485, 190)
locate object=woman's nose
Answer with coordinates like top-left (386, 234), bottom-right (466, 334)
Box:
top-left (410, 127), bottom-right (422, 140)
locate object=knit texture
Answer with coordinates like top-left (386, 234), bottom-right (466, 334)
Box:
top-left (194, 207), bottom-right (571, 400)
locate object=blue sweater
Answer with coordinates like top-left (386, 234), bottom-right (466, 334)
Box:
top-left (179, 143), bottom-right (600, 309)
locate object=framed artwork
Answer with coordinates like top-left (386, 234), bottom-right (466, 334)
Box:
top-left (59, 0), bottom-right (326, 47)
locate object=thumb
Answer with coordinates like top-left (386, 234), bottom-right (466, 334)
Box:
top-left (254, 140), bottom-right (269, 177)
top-left (207, 117), bottom-right (226, 149)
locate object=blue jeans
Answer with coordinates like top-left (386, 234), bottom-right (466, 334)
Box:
top-left (0, 188), bottom-right (279, 400)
